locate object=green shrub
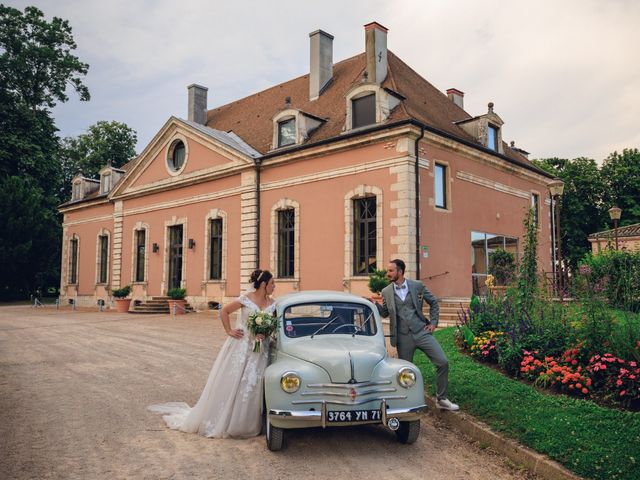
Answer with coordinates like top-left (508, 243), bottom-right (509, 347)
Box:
top-left (167, 287), bottom-right (186, 300)
top-left (488, 248), bottom-right (516, 285)
top-left (111, 285), bottom-right (131, 298)
top-left (367, 269), bottom-right (389, 294)
top-left (579, 250), bottom-right (640, 311)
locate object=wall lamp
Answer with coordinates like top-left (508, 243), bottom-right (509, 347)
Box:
top-left (188, 238), bottom-right (196, 249)
top-left (152, 243), bottom-right (159, 253)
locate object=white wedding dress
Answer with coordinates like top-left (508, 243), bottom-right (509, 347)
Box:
top-left (148, 295), bottom-right (276, 438)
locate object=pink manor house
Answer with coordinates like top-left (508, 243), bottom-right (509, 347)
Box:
top-left (59, 22), bottom-right (557, 320)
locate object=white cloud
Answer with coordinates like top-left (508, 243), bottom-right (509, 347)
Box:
top-left (14, 0), bottom-right (640, 161)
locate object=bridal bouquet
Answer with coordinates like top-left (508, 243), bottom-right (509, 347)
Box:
top-left (246, 311), bottom-right (279, 353)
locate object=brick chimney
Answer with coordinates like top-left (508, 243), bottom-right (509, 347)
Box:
top-left (447, 88), bottom-right (464, 109)
top-left (187, 84), bottom-right (208, 125)
top-left (364, 22), bottom-right (388, 84)
top-left (309, 29), bottom-right (334, 101)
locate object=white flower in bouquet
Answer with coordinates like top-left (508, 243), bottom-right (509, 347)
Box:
top-left (247, 311), bottom-right (278, 352)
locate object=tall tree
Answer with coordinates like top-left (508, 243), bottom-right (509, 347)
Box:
top-left (59, 120), bottom-right (137, 199)
top-left (601, 148), bottom-right (640, 227)
top-left (0, 176), bottom-right (60, 299)
top-left (0, 5), bottom-right (89, 300)
top-left (0, 5), bottom-right (89, 111)
top-left (533, 157), bottom-right (607, 271)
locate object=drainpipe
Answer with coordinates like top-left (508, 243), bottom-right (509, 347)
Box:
top-left (255, 158), bottom-right (262, 268)
top-left (415, 126), bottom-right (425, 280)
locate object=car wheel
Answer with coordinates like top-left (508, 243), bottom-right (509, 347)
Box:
top-left (395, 419), bottom-right (420, 444)
top-left (266, 420), bottom-right (285, 451)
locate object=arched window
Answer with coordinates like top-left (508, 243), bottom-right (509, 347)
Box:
top-left (270, 199), bottom-right (300, 280)
top-left (204, 209), bottom-right (227, 283)
top-left (344, 186), bottom-right (383, 278)
top-left (68, 235), bottom-right (79, 284)
top-left (96, 229), bottom-right (110, 284)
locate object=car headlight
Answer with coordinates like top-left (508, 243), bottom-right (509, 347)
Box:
top-left (280, 372), bottom-right (301, 393)
top-left (398, 367), bottom-right (416, 388)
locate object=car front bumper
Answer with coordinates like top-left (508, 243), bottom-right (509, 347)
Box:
top-left (269, 399), bottom-right (427, 429)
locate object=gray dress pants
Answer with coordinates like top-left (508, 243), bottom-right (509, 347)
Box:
top-left (397, 330), bottom-right (449, 400)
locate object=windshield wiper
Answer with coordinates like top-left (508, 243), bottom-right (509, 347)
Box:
top-left (310, 315), bottom-right (342, 339)
top-left (352, 312), bottom-right (374, 337)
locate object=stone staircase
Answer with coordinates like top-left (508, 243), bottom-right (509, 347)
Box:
top-left (423, 298), bottom-right (470, 328)
top-left (129, 296), bottom-right (194, 314)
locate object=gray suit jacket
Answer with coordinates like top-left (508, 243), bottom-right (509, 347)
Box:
top-left (376, 279), bottom-right (439, 347)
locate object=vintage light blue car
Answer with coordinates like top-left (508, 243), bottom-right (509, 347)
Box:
top-left (264, 291), bottom-right (427, 451)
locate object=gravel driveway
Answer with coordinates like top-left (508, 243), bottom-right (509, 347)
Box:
top-left (0, 306), bottom-right (534, 479)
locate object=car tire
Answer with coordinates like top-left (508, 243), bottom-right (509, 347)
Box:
top-left (395, 419), bottom-right (420, 444)
top-left (266, 420), bottom-right (285, 451)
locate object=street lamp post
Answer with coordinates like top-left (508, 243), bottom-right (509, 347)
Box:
top-left (548, 179), bottom-right (565, 297)
top-left (608, 206), bottom-right (622, 250)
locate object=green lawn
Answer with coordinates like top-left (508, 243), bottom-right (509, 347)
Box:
top-left (414, 328), bottom-right (640, 480)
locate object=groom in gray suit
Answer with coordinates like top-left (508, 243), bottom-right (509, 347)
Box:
top-left (374, 259), bottom-right (459, 411)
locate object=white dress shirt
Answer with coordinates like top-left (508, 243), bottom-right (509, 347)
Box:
top-left (394, 280), bottom-right (409, 301)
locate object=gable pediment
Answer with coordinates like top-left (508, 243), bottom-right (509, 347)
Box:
top-left (111, 117), bottom-right (259, 199)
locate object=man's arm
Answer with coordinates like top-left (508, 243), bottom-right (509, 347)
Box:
top-left (373, 295), bottom-right (390, 318)
top-left (422, 285), bottom-right (439, 329)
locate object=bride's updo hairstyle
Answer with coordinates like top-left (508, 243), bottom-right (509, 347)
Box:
top-left (250, 269), bottom-right (273, 290)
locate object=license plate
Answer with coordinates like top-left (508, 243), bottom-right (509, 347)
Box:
top-left (327, 409), bottom-right (381, 423)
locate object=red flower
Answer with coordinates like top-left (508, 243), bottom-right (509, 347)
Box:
top-left (581, 388), bottom-right (588, 394)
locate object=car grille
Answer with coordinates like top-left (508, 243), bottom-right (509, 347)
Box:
top-left (291, 380), bottom-right (407, 406)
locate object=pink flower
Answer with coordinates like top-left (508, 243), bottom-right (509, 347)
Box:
top-left (579, 264), bottom-right (592, 275)
top-left (620, 390), bottom-right (626, 396)
top-left (630, 362), bottom-right (637, 367)
top-left (616, 379), bottom-right (623, 386)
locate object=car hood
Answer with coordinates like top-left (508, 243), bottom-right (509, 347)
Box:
top-left (282, 336), bottom-right (387, 383)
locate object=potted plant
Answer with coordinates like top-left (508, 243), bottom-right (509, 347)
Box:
top-left (112, 285), bottom-right (132, 313)
top-left (488, 248), bottom-right (516, 295)
top-left (167, 287), bottom-right (187, 315)
top-left (368, 269), bottom-right (390, 302)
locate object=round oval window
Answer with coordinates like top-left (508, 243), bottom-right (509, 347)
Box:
top-left (168, 140), bottom-right (186, 171)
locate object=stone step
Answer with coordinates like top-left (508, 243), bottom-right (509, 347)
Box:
top-left (129, 297), bottom-right (194, 314)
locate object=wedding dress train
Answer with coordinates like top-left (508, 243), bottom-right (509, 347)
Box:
top-left (148, 295), bottom-right (276, 438)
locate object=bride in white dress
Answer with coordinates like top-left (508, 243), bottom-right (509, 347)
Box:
top-left (148, 269), bottom-right (276, 438)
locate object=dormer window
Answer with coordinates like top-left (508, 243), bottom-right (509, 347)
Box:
top-left (454, 102), bottom-right (504, 154)
top-left (72, 182), bottom-right (82, 201)
top-left (352, 93), bottom-right (376, 129)
top-left (345, 85), bottom-right (402, 133)
top-left (277, 118), bottom-right (296, 147)
top-left (100, 172), bottom-right (111, 194)
top-left (271, 109), bottom-right (324, 150)
top-left (488, 125), bottom-right (499, 151)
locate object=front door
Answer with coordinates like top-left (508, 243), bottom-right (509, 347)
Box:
top-left (168, 225), bottom-right (183, 291)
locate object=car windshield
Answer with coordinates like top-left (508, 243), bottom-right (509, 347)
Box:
top-left (282, 302), bottom-right (377, 338)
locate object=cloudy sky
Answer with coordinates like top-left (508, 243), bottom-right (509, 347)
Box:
top-left (13, 0), bottom-right (640, 162)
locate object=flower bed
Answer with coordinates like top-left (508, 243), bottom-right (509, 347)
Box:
top-left (416, 328), bottom-right (640, 480)
top-left (457, 292), bottom-right (640, 409)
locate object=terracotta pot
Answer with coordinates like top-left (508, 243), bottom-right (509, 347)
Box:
top-left (489, 286), bottom-right (508, 297)
top-left (114, 298), bottom-right (132, 313)
top-left (168, 299), bottom-right (186, 315)
top-left (370, 293), bottom-right (383, 303)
